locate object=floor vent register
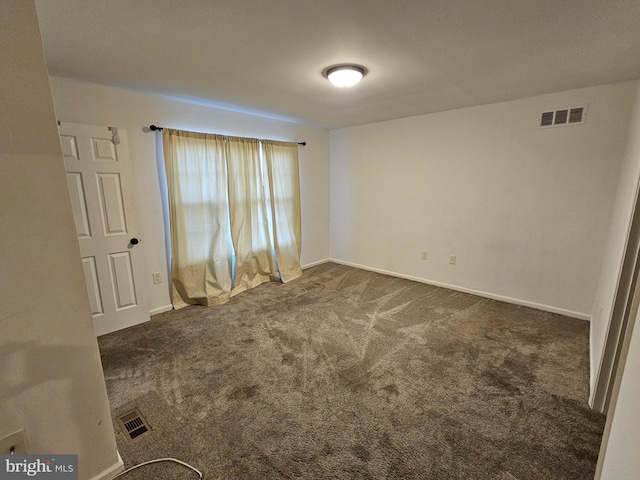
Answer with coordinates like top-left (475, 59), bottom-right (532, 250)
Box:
top-left (116, 408), bottom-right (151, 441)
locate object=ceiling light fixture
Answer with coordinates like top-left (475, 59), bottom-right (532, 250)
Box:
top-left (324, 65), bottom-right (367, 87)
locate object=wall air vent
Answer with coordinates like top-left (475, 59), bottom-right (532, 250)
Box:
top-left (540, 111), bottom-right (554, 127)
top-left (539, 105), bottom-right (587, 128)
top-left (568, 107), bottom-right (585, 123)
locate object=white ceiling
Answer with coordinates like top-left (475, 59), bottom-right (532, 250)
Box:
top-left (35, 0), bottom-right (640, 129)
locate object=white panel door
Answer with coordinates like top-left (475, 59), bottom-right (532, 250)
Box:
top-left (59, 122), bottom-right (149, 336)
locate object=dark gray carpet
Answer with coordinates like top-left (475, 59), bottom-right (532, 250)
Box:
top-left (99, 262), bottom-right (604, 479)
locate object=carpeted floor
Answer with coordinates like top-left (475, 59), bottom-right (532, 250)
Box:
top-left (98, 262), bottom-right (604, 479)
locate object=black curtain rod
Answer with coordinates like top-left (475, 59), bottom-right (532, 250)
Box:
top-left (149, 125), bottom-right (306, 146)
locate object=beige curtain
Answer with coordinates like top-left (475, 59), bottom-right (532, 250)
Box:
top-left (163, 128), bottom-right (301, 309)
top-left (227, 137), bottom-right (276, 295)
top-left (263, 141), bottom-right (302, 282)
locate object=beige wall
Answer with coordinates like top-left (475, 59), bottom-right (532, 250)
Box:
top-left (330, 81), bottom-right (636, 318)
top-left (0, 2), bottom-right (120, 479)
top-left (49, 77), bottom-right (331, 314)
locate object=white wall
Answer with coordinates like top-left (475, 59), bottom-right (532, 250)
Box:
top-left (0, 2), bottom-right (120, 479)
top-left (49, 77), bottom-right (331, 314)
top-left (330, 82), bottom-right (636, 318)
top-left (589, 81), bottom-right (640, 403)
top-left (591, 80), bottom-right (640, 479)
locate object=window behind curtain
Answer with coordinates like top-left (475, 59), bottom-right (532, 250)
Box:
top-left (162, 128), bottom-right (302, 309)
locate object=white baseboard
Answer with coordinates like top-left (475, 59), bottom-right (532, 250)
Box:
top-left (150, 304), bottom-right (173, 316)
top-left (88, 452), bottom-right (124, 480)
top-left (329, 258), bottom-right (591, 321)
top-left (302, 258), bottom-right (331, 269)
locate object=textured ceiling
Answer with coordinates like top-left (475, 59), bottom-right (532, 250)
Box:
top-left (35, 0), bottom-right (640, 129)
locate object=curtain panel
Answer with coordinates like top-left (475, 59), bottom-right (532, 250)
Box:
top-left (162, 128), bottom-right (302, 309)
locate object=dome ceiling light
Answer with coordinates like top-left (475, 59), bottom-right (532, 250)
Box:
top-left (323, 65), bottom-right (367, 87)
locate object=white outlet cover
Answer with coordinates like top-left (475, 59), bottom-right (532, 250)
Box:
top-left (0, 429), bottom-right (28, 454)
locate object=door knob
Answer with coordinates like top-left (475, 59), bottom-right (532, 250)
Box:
top-left (130, 238), bottom-right (140, 245)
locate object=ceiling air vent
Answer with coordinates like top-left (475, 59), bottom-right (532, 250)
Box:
top-left (539, 105), bottom-right (587, 128)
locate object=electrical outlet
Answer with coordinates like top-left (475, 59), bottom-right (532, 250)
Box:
top-left (421, 251), bottom-right (428, 260)
top-left (152, 272), bottom-right (161, 284)
top-left (0, 429), bottom-right (28, 454)
top-left (449, 255), bottom-right (456, 265)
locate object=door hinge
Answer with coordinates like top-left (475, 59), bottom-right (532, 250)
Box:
top-left (109, 126), bottom-right (121, 145)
